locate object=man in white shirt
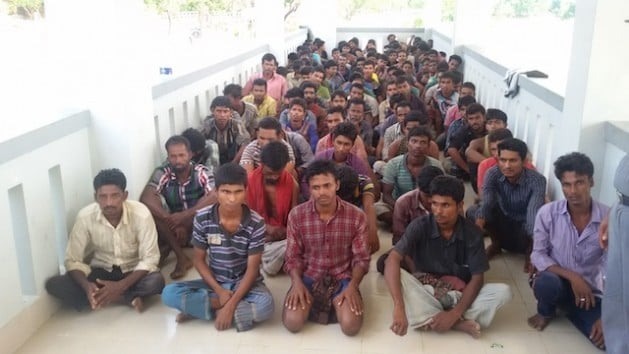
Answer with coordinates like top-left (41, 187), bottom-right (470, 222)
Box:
top-left (46, 169), bottom-right (164, 312)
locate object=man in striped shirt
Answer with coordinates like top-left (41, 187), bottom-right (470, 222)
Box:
top-left (474, 138), bottom-right (547, 273)
top-left (283, 160), bottom-right (371, 336)
top-left (162, 163), bottom-right (274, 332)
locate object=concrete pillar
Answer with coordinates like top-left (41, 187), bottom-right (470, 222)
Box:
top-left (558, 0), bottom-right (629, 198)
top-left (255, 0), bottom-right (286, 65)
top-left (46, 0), bottom-right (157, 198)
top-left (300, 0), bottom-right (336, 54)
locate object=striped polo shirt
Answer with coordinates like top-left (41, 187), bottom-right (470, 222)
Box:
top-left (191, 204), bottom-right (266, 283)
top-left (383, 154), bottom-right (444, 199)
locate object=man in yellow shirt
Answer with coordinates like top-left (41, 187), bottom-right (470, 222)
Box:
top-left (243, 78), bottom-right (277, 118)
top-left (45, 169), bottom-right (164, 312)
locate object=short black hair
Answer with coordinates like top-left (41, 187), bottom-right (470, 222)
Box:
top-left (486, 108), bottom-right (508, 124)
top-left (466, 103), bottom-right (486, 116)
top-left (347, 97), bottom-right (366, 111)
top-left (416, 166), bottom-right (444, 193)
top-left (407, 126), bottom-right (434, 141)
top-left (331, 90), bottom-right (347, 101)
top-left (498, 138), bottom-right (528, 161)
top-left (252, 78), bottom-right (267, 88)
top-left (257, 117), bottom-right (282, 134)
top-left (261, 141), bottom-right (290, 171)
top-left (305, 159), bottom-right (338, 185)
top-left (181, 128), bottom-right (206, 153)
top-left (214, 162), bottom-right (247, 189)
top-left (299, 66), bottom-right (313, 76)
top-left (462, 81), bottom-right (476, 91)
top-left (261, 53), bottom-right (277, 65)
top-left (299, 80), bottom-right (317, 92)
top-left (488, 128), bottom-right (513, 143)
top-left (332, 121), bottom-right (358, 142)
top-left (285, 87), bottom-right (304, 99)
top-left (223, 84), bottom-right (242, 98)
top-left (93, 168), bottom-right (126, 192)
top-left (396, 75), bottom-right (413, 85)
top-left (349, 82), bottom-right (364, 92)
top-left (336, 165), bottom-right (359, 202)
top-left (324, 60), bottom-right (338, 70)
top-left (429, 175), bottom-right (465, 203)
top-left (554, 152), bottom-right (594, 180)
top-left (449, 54), bottom-right (462, 64)
top-left (458, 95), bottom-right (476, 108)
top-left (210, 96), bottom-right (232, 110)
top-left (403, 110), bottom-right (429, 127)
top-left (165, 135), bottom-right (191, 152)
top-left (327, 105), bottom-right (346, 116)
top-left (349, 72), bottom-right (363, 82)
top-left (289, 97), bottom-right (307, 110)
top-left (396, 100), bottom-right (411, 111)
top-left (439, 71), bottom-right (458, 82)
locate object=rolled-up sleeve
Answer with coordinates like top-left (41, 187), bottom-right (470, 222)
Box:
top-left (351, 211), bottom-right (371, 273)
top-left (526, 174), bottom-right (547, 235)
top-left (531, 204), bottom-right (557, 271)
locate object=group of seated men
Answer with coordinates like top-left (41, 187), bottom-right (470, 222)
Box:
top-left (44, 35), bottom-right (614, 349)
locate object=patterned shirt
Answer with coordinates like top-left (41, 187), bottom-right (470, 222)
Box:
top-left (343, 174), bottom-right (375, 208)
top-left (239, 139), bottom-right (296, 168)
top-left (195, 139), bottom-right (220, 174)
top-left (285, 131), bottom-right (314, 168)
top-left (392, 189), bottom-right (430, 243)
top-left (479, 166), bottom-right (547, 235)
top-left (531, 200), bottom-right (609, 294)
top-left (382, 123), bottom-right (404, 160)
top-left (232, 102), bottom-right (259, 135)
top-left (284, 197), bottom-right (371, 281)
top-left (191, 204), bottom-right (265, 283)
top-left (65, 201), bottom-right (160, 275)
top-left (148, 163), bottom-right (214, 213)
top-left (200, 117), bottom-right (251, 165)
top-left (383, 154), bottom-right (444, 199)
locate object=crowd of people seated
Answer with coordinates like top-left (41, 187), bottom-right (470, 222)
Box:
top-left (44, 33), bottom-right (629, 351)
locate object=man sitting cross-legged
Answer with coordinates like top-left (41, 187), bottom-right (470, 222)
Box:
top-left (46, 169), bottom-right (164, 313)
top-left (140, 135), bottom-right (216, 279)
top-left (246, 141), bottom-right (299, 275)
top-left (162, 163), bottom-right (274, 332)
top-left (283, 160), bottom-right (371, 336)
top-left (385, 176), bottom-right (512, 338)
top-left (239, 117), bottom-right (297, 178)
top-left (528, 152), bottom-right (608, 350)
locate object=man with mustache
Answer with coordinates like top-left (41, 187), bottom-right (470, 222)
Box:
top-left (446, 103), bottom-right (487, 180)
top-left (474, 138), bottom-right (546, 273)
top-left (283, 160), bottom-right (370, 336)
top-left (141, 135), bottom-right (217, 279)
top-left (246, 142), bottom-right (299, 275)
top-left (200, 96), bottom-right (251, 165)
top-left (46, 169), bottom-right (164, 313)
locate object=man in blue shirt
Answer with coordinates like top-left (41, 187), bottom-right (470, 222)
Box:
top-left (528, 152), bottom-right (608, 350)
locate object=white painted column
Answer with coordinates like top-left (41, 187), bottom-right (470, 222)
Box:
top-left (558, 0), bottom-right (629, 198)
top-left (46, 0), bottom-right (157, 198)
top-left (300, 0), bottom-right (336, 55)
top-left (254, 0), bottom-right (286, 65)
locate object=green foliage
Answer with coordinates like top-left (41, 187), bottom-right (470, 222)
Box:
top-left (493, 0), bottom-right (575, 19)
top-left (5, 0), bottom-right (43, 19)
top-left (338, 0), bottom-right (424, 20)
top-left (549, 0), bottom-right (574, 19)
top-left (441, 0), bottom-right (456, 22)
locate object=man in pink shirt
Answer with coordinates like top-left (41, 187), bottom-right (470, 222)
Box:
top-left (243, 53), bottom-right (288, 108)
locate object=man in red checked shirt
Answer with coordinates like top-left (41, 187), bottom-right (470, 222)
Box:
top-left (282, 160), bottom-right (371, 336)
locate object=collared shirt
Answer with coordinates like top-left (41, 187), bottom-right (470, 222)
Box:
top-left (191, 204), bottom-right (265, 283)
top-left (200, 117), bottom-right (251, 164)
top-left (432, 89), bottom-right (459, 118)
top-left (445, 117), bottom-right (467, 150)
top-left (383, 154), bottom-right (444, 199)
top-left (358, 120), bottom-right (374, 148)
top-left (284, 197), bottom-right (371, 281)
top-left (148, 163), bottom-right (214, 212)
top-left (449, 125), bottom-right (486, 155)
top-left (531, 200), bottom-right (609, 294)
top-left (378, 113), bottom-right (397, 136)
top-left (477, 157), bottom-right (536, 193)
top-left (479, 166), bottom-right (547, 235)
top-left (392, 189), bottom-right (430, 243)
top-left (314, 148), bottom-right (371, 177)
top-left (243, 94), bottom-right (277, 118)
top-left (279, 109), bottom-right (319, 151)
top-left (395, 214), bottom-right (489, 283)
top-left (65, 201), bottom-right (160, 275)
top-left (232, 102), bottom-right (259, 134)
top-left (285, 131), bottom-right (314, 168)
top-left (382, 123), bottom-right (404, 160)
top-left (244, 72), bottom-right (287, 104)
top-left (444, 105), bottom-right (462, 127)
top-left (315, 133), bottom-right (368, 162)
top-left (239, 139), bottom-right (296, 168)
top-left (327, 74), bottom-right (345, 92)
top-left (343, 174), bottom-right (375, 208)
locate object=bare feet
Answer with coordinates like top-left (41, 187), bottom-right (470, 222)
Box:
top-left (131, 297), bottom-right (144, 313)
top-left (453, 319), bottom-right (481, 338)
top-left (170, 258), bottom-right (193, 279)
top-left (176, 313), bottom-right (194, 323)
top-left (485, 244), bottom-right (501, 260)
top-left (527, 314), bottom-right (551, 331)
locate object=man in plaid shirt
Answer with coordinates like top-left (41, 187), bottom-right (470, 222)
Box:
top-left (282, 160), bottom-right (371, 336)
top-left (141, 135), bottom-right (216, 279)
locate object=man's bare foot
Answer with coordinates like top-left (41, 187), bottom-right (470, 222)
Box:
top-left (527, 314), bottom-right (551, 331)
top-left (159, 245), bottom-right (171, 266)
top-left (131, 297), bottom-right (144, 313)
top-left (485, 244), bottom-right (501, 260)
top-left (176, 313), bottom-right (194, 323)
top-left (453, 319), bottom-right (481, 338)
top-left (170, 258), bottom-right (193, 279)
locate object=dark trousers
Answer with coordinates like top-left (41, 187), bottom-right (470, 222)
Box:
top-left (45, 267), bottom-right (165, 311)
top-left (485, 205), bottom-right (530, 253)
top-left (532, 271), bottom-right (601, 338)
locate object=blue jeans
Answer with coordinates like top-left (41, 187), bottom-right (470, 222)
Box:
top-left (162, 279), bottom-right (274, 332)
top-left (532, 271), bottom-right (601, 340)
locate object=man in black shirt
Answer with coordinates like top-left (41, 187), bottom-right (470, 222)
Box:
top-left (384, 176), bottom-right (511, 338)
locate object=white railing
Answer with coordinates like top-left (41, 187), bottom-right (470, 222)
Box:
top-left (0, 110), bottom-right (94, 353)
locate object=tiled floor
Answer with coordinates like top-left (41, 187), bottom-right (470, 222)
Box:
top-left (16, 230), bottom-right (599, 354)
